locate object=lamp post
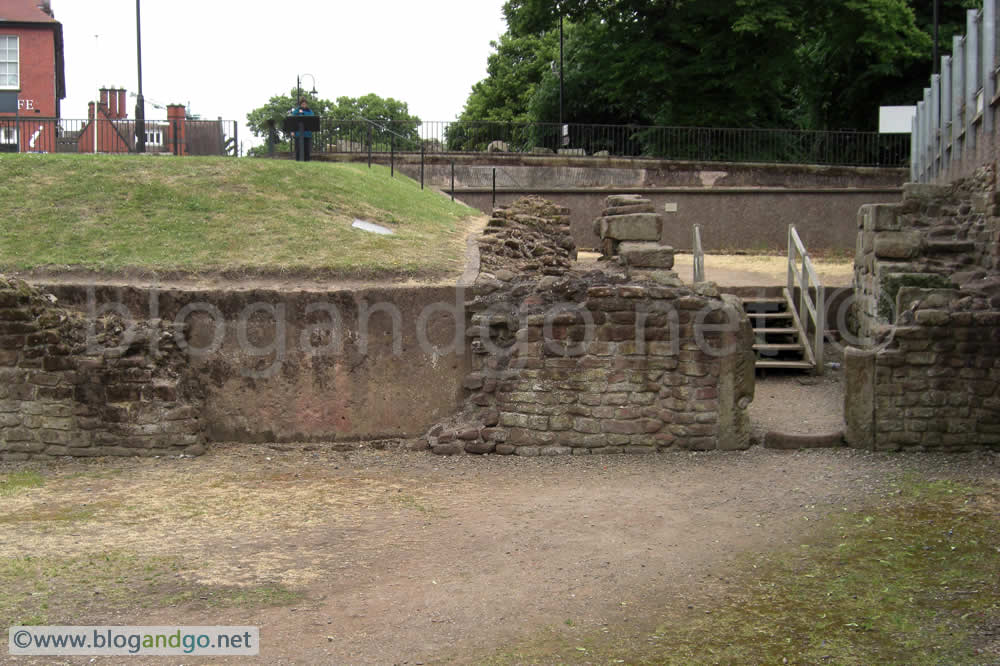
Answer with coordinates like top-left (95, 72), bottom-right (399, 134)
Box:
top-left (295, 73), bottom-right (317, 108)
top-left (933, 0), bottom-right (939, 75)
top-left (293, 74), bottom-right (317, 161)
top-left (135, 0), bottom-right (145, 153)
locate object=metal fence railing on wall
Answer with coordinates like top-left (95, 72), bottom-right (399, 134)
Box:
top-left (309, 118), bottom-right (910, 168)
top-left (0, 117), bottom-right (238, 156)
top-left (911, 1), bottom-right (999, 183)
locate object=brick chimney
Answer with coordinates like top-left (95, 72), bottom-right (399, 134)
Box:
top-left (99, 88), bottom-right (110, 114)
top-left (117, 89), bottom-right (127, 119)
top-left (166, 104), bottom-right (188, 155)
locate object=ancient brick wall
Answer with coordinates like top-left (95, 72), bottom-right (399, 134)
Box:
top-left (426, 197), bottom-right (755, 456)
top-left (0, 278), bottom-right (203, 460)
top-left (847, 166), bottom-right (1000, 451)
top-left (853, 169), bottom-right (1000, 345)
top-left (845, 287), bottom-right (1000, 451)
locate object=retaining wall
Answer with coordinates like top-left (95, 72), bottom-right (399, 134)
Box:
top-left (324, 154), bottom-right (905, 253)
top-left (37, 284), bottom-right (471, 444)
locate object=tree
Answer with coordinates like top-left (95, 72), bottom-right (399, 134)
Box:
top-left (246, 90), bottom-right (422, 154)
top-left (461, 0), bottom-right (956, 134)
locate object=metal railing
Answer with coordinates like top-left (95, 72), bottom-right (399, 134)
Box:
top-left (692, 224), bottom-right (705, 283)
top-left (787, 225), bottom-right (825, 374)
top-left (305, 118), bottom-right (909, 167)
top-left (910, 3), bottom-right (998, 183)
top-left (0, 117), bottom-right (238, 156)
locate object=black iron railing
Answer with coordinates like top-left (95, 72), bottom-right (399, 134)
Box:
top-left (0, 117), bottom-right (238, 156)
top-left (306, 119), bottom-right (909, 168)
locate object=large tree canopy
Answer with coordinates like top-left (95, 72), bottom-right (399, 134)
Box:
top-left (458, 0), bottom-right (980, 132)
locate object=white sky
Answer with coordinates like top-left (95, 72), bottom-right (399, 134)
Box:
top-left (52, 0), bottom-right (509, 149)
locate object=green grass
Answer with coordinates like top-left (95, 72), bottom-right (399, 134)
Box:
top-left (479, 477), bottom-right (1000, 665)
top-left (0, 470), bottom-right (44, 497)
top-left (0, 154), bottom-right (477, 278)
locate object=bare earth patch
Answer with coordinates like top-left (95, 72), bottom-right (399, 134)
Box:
top-left (1, 445), bottom-right (997, 664)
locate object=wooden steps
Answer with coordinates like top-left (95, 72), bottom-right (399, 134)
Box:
top-left (741, 290), bottom-right (816, 373)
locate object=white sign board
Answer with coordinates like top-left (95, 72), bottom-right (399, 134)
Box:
top-left (879, 106), bottom-right (915, 134)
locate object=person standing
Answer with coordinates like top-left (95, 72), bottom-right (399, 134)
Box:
top-left (293, 98), bottom-right (315, 162)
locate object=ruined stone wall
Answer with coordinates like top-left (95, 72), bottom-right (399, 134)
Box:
top-left (845, 287), bottom-right (1000, 451)
top-left (0, 278), bottom-right (204, 460)
top-left (425, 197), bottom-right (755, 456)
top-left (847, 166), bottom-right (1000, 452)
top-left (853, 170), bottom-right (1000, 345)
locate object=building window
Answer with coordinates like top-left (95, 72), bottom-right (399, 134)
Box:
top-left (0, 35), bottom-right (18, 90)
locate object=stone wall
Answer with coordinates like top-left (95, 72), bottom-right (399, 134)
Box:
top-left (846, 167), bottom-right (1000, 452)
top-left (853, 170), bottom-right (1000, 345)
top-left (0, 278), bottom-right (204, 460)
top-left (845, 287), bottom-right (1000, 451)
top-left (425, 198), bottom-right (756, 456)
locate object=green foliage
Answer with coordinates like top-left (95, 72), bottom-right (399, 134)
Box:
top-left (462, 0), bottom-right (978, 133)
top-left (245, 90), bottom-right (422, 152)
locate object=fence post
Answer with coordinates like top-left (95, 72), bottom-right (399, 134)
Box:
top-left (954, 35), bottom-right (966, 160)
top-left (985, 0), bottom-right (997, 136)
top-left (421, 142), bottom-right (425, 190)
top-left (233, 121), bottom-right (239, 158)
top-left (931, 74), bottom-right (940, 179)
top-left (451, 161), bottom-right (455, 202)
top-left (368, 125), bottom-right (372, 169)
top-left (942, 56), bottom-right (952, 175)
top-left (492, 167), bottom-right (496, 210)
top-left (391, 136), bottom-right (394, 178)
top-left (967, 9), bottom-right (980, 153)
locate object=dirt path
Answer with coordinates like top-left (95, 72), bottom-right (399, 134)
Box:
top-left (3, 446), bottom-right (996, 665)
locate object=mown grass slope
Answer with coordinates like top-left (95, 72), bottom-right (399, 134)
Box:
top-left (0, 154), bottom-right (478, 279)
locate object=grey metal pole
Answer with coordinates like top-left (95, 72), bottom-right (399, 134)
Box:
top-left (135, 0), bottom-right (145, 153)
top-left (559, 12), bottom-right (564, 126)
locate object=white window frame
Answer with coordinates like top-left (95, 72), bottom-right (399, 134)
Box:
top-left (0, 35), bottom-right (18, 90)
top-left (0, 125), bottom-right (17, 145)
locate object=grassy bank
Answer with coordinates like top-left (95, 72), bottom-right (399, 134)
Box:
top-left (0, 154), bottom-right (478, 279)
top-left (484, 476), bottom-right (1000, 665)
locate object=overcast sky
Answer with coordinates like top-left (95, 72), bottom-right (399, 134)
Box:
top-left (52, 0), bottom-right (509, 149)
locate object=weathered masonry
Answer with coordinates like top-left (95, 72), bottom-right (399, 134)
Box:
top-left (846, 169), bottom-right (1000, 451)
top-left (0, 278), bottom-right (204, 460)
top-left (425, 197), bottom-right (756, 455)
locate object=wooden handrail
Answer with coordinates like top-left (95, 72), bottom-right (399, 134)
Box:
top-left (787, 225), bottom-right (825, 374)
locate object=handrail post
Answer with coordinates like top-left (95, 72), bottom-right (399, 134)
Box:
top-left (815, 283), bottom-right (825, 375)
top-left (787, 225), bottom-right (795, 298)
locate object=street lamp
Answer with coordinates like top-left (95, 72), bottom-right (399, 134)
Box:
top-left (296, 73), bottom-right (317, 108)
top-left (135, 0), bottom-right (145, 153)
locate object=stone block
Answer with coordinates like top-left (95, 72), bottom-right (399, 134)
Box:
top-left (601, 214), bottom-right (661, 242)
top-left (618, 242), bottom-right (675, 269)
top-left (873, 232), bottom-right (922, 260)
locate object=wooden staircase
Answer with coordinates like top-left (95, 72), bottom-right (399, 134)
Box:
top-left (741, 290), bottom-right (816, 371)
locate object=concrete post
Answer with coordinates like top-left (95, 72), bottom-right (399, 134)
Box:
top-left (931, 74), bottom-right (941, 178)
top-left (985, 0), bottom-right (996, 135)
top-left (967, 9), bottom-right (979, 152)
top-left (843, 347), bottom-right (876, 450)
top-left (942, 56), bottom-right (952, 175)
top-left (953, 35), bottom-right (965, 158)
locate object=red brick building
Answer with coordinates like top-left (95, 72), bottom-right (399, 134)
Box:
top-left (0, 0), bottom-right (65, 151)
